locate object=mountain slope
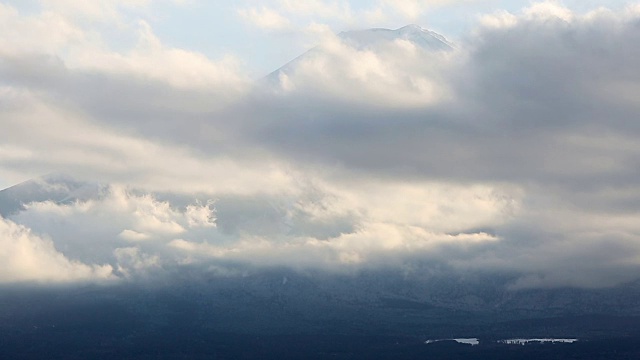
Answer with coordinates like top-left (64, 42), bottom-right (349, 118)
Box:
top-left (0, 174), bottom-right (102, 217)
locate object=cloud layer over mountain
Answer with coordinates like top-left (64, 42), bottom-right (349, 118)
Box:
top-left (2, 1), bottom-right (640, 288)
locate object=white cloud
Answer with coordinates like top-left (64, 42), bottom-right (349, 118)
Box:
top-left (37, 0), bottom-right (193, 23)
top-left (238, 0), bottom-right (477, 29)
top-left (0, 3), bottom-right (249, 93)
top-left (523, 1), bottom-right (574, 22)
top-left (119, 229), bottom-right (151, 241)
top-left (238, 7), bottom-right (291, 31)
top-left (7, 185), bottom-right (219, 275)
top-left (0, 174), bottom-right (518, 281)
top-left (479, 10), bottom-right (518, 29)
top-left (38, 0), bottom-right (150, 25)
top-left (0, 3), bottom-right (84, 56)
top-left (298, 179), bottom-right (521, 233)
top-left (382, 0), bottom-right (424, 20)
top-left (69, 20), bottom-right (250, 92)
top-left (114, 246), bottom-right (160, 278)
top-left (169, 222), bottom-right (499, 270)
top-left (380, 0), bottom-right (480, 21)
top-left (185, 201), bottom-right (217, 228)
top-left (3, 1), bottom-right (640, 290)
top-left (277, 0), bottom-right (353, 20)
top-left (271, 32), bottom-right (456, 107)
top-left (0, 89), bottom-right (295, 194)
top-left (236, 0), bottom-right (381, 37)
top-left (0, 217), bottom-right (113, 283)
top-left (17, 185), bottom-right (215, 242)
top-left (228, 3), bottom-right (640, 287)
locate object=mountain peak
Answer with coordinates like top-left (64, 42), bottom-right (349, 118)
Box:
top-left (338, 25), bottom-right (453, 51)
top-left (399, 24), bottom-right (425, 31)
top-left (264, 25), bottom-right (453, 85)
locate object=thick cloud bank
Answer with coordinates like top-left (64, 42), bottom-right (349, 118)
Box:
top-left (2, 2), bottom-right (640, 289)
top-left (4, 180), bottom-right (512, 280)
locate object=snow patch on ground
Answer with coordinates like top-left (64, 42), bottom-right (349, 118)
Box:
top-left (499, 338), bottom-right (578, 345)
top-left (425, 338), bottom-right (479, 346)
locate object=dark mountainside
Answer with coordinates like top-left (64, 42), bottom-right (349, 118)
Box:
top-left (2, 270), bottom-right (640, 359)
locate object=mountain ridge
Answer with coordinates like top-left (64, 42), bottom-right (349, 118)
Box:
top-left (337, 24), bottom-right (453, 50)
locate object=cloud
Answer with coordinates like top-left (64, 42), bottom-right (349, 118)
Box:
top-left (0, 85), bottom-right (297, 195)
top-left (0, 176), bottom-right (515, 282)
top-left (0, 3), bottom-right (255, 192)
top-left (238, 7), bottom-right (292, 31)
top-left (0, 3), bottom-right (249, 93)
top-left (245, 3), bottom-right (640, 189)
top-left (6, 185), bottom-right (217, 277)
top-left (0, 216), bottom-right (113, 283)
top-left (224, 3), bottom-right (640, 287)
top-left (277, 0), bottom-right (353, 19)
top-left (75, 20), bottom-right (249, 91)
top-left (523, 1), bottom-right (574, 22)
top-left (265, 30), bottom-right (455, 107)
top-left (0, 3), bottom-right (85, 56)
top-left (3, 1), bottom-right (640, 289)
top-left (37, 0), bottom-right (191, 24)
top-left (448, 199), bottom-right (640, 288)
top-left (380, 0), bottom-right (428, 20)
top-left (169, 222), bottom-right (499, 270)
top-left (237, 0), bottom-right (480, 32)
top-left (377, 0), bottom-right (483, 22)
top-left (236, 0), bottom-right (384, 36)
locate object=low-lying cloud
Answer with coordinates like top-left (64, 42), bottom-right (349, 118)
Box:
top-left (4, 180), bottom-right (512, 281)
top-left (0, 216), bottom-right (113, 283)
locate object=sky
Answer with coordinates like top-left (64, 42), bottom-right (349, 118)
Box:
top-left (1, 0), bottom-right (640, 289)
top-left (1, 0), bottom-right (632, 77)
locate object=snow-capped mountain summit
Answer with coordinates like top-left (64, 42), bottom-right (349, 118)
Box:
top-left (337, 24), bottom-right (453, 51)
top-left (264, 25), bottom-right (453, 86)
